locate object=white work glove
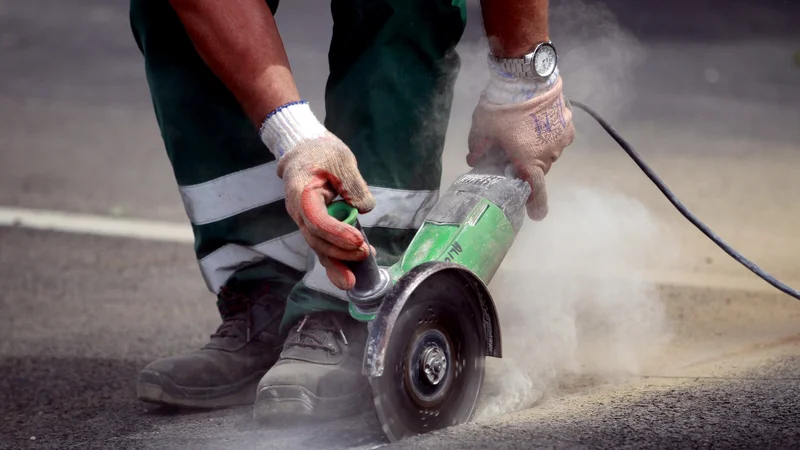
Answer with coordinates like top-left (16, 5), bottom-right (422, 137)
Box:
top-left (468, 65), bottom-right (575, 221)
top-left (260, 101), bottom-right (375, 290)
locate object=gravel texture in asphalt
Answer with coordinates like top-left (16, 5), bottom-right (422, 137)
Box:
top-left (2, 0), bottom-right (800, 448)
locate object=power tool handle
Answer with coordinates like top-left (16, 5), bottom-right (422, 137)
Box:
top-left (344, 220), bottom-right (385, 292)
top-left (470, 149), bottom-right (520, 180)
top-left (326, 201), bottom-right (384, 291)
top-left (459, 150), bottom-right (532, 232)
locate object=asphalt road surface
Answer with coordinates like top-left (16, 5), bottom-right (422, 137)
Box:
top-left (2, 0), bottom-right (800, 449)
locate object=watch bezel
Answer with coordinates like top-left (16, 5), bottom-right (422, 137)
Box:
top-left (530, 41), bottom-right (557, 78)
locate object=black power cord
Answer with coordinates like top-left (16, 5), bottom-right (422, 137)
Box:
top-left (569, 100), bottom-right (800, 300)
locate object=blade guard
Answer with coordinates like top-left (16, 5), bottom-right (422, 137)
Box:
top-left (362, 261), bottom-right (502, 377)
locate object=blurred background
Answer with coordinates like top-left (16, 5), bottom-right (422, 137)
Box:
top-left (1, 0), bottom-right (799, 448)
top-left (1, 0), bottom-right (798, 275)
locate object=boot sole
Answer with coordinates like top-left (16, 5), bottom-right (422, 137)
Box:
top-left (137, 369), bottom-right (263, 409)
top-left (253, 384), bottom-right (372, 423)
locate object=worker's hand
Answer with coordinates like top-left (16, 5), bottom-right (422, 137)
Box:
top-left (468, 69), bottom-right (575, 221)
top-left (260, 101), bottom-right (375, 290)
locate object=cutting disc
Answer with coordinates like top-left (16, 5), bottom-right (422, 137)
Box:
top-left (370, 270), bottom-right (486, 442)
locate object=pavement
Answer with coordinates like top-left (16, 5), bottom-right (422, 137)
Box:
top-left (1, 0), bottom-right (800, 448)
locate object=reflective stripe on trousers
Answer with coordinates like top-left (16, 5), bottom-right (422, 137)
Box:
top-left (184, 164), bottom-right (438, 295)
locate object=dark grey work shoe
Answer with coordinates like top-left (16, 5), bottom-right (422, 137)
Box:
top-left (137, 285), bottom-right (285, 409)
top-left (253, 311), bottom-right (372, 422)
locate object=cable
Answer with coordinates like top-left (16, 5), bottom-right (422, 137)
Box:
top-left (569, 100), bottom-right (800, 300)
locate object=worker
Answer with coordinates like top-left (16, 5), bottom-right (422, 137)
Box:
top-left (129, 0), bottom-right (574, 420)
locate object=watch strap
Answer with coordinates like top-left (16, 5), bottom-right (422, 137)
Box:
top-left (489, 53), bottom-right (536, 78)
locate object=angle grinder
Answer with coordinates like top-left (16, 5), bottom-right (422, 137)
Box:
top-left (326, 102), bottom-right (800, 443)
top-left (327, 152), bottom-right (527, 442)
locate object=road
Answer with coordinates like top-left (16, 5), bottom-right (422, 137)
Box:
top-left (1, 0), bottom-right (799, 448)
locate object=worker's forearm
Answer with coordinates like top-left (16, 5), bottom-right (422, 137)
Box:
top-left (480, 0), bottom-right (549, 57)
top-left (169, 0), bottom-right (299, 126)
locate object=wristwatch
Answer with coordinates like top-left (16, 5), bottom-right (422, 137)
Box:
top-left (489, 41), bottom-right (558, 80)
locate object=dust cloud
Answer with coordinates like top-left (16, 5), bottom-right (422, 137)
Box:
top-left (475, 185), bottom-right (678, 420)
top-left (288, 0), bottom-right (677, 425)
top-left (440, 1), bottom-right (677, 420)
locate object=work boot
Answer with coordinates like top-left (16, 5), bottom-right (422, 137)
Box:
top-left (253, 311), bottom-right (372, 422)
top-left (137, 283), bottom-right (285, 409)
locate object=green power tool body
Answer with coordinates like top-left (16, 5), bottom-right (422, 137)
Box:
top-left (326, 101), bottom-right (800, 443)
top-left (327, 157), bottom-right (530, 442)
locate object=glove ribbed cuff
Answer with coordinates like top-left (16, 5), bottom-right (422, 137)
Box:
top-left (259, 100), bottom-right (327, 159)
top-left (484, 58), bottom-right (560, 105)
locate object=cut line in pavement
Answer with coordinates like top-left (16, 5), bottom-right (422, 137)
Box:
top-left (1, 205), bottom-right (797, 296)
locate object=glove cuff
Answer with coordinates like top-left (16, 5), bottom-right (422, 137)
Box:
top-left (483, 58), bottom-right (560, 105)
top-left (259, 100), bottom-right (327, 159)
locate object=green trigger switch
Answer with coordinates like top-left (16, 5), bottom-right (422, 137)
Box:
top-left (327, 200), bottom-right (358, 226)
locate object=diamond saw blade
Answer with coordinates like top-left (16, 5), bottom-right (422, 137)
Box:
top-left (370, 270), bottom-right (486, 442)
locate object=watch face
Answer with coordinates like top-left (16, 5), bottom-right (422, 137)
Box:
top-left (534, 44), bottom-right (557, 77)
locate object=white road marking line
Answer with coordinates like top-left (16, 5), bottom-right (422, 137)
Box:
top-left (1, 205), bottom-right (796, 295)
top-left (0, 206), bottom-right (193, 243)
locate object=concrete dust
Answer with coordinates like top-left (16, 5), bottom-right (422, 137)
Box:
top-left (475, 185), bottom-right (679, 421)
top-left (550, 0), bottom-right (647, 120)
top-left (430, 0), bottom-right (670, 422)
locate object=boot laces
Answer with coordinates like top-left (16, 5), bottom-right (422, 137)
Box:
top-left (210, 285), bottom-right (269, 342)
top-left (285, 314), bottom-right (349, 354)
top-left (210, 302), bottom-right (253, 342)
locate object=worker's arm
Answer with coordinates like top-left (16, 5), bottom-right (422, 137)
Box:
top-left (480, 0), bottom-right (549, 57)
top-left (169, 0), bottom-right (299, 125)
top-left (170, 0), bottom-right (375, 290)
top-left (470, 0), bottom-right (575, 221)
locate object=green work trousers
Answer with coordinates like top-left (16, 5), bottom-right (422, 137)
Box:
top-left (129, 0), bottom-right (467, 330)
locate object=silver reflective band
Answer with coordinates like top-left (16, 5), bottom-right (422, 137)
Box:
top-left (195, 188), bottom-right (439, 293)
top-left (302, 254), bottom-right (351, 300)
top-left (180, 164), bottom-right (439, 229)
top-left (360, 187), bottom-right (439, 229)
top-left (198, 231), bottom-right (309, 293)
top-left (179, 162), bottom-right (282, 226)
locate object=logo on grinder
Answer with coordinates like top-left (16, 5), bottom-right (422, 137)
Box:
top-left (456, 174), bottom-right (505, 188)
